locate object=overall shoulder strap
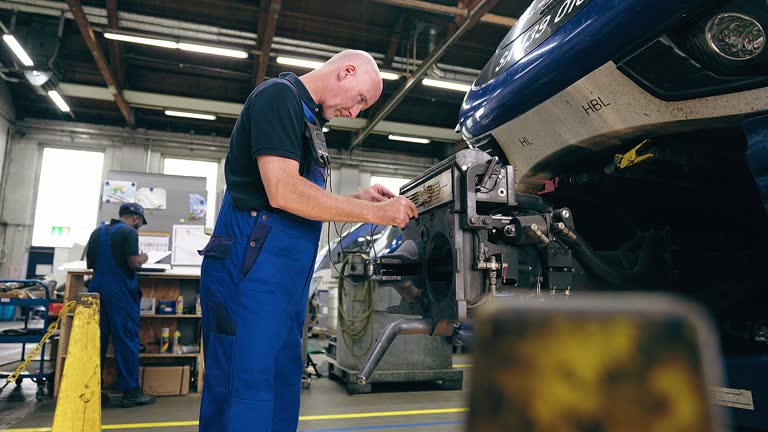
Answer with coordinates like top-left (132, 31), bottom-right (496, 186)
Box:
top-left (279, 78), bottom-right (319, 126)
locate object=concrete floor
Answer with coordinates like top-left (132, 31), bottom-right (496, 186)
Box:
top-left (1, 332), bottom-right (472, 432)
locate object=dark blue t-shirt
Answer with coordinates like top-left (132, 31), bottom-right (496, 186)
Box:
top-left (225, 72), bottom-right (327, 210)
top-left (86, 219), bottom-right (139, 278)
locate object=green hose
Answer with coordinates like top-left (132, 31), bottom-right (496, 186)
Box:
top-left (337, 255), bottom-right (377, 358)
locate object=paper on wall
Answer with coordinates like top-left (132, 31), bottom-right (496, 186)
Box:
top-left (102, 180), bottom-right (136, 203)
top-left (136, 187), bottom-right (167, 209)
top-left (189, 193), bottom-right (207, 221)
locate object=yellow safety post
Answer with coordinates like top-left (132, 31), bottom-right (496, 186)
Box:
top-left (52, 293), bottom-right (101, 432)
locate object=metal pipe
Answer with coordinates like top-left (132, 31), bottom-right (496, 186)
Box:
top-left (357, 318), bottom-right (431, 385)
top-left (368, 0), bottom-right (518, 27)
top-left (349, 0), bottom-right (495, 151)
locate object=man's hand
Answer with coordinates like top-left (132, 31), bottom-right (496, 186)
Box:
top-left (371, 196), bottom-right (419, 228)
top-left (139, 253), bottom-right (149, 265)
top-left (351, 184), bottom-right (397, 202)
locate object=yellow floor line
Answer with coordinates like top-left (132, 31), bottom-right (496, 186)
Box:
top-left (452, 363), bottom-right (473, 368)
top-left (299, 407), bottom-right (468, 421)
top-left (3, 407), bottom-right (468, 431)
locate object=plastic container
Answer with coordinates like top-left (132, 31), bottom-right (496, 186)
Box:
top-left (176, 296), bottom-right (184, 314)
top-left (0, 304), bottom-right (16, 321)
top-left (160, 327), bottom-right (170, 353)
top-left (173, 330), bottom-right (182, 354)
top-left (48, 302), bottom-right (64, 317)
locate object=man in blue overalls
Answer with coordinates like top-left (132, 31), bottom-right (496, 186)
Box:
top-left (199, 50), bottom-right (418, 431)
top-left (86, 203), bottom-right (156, 408)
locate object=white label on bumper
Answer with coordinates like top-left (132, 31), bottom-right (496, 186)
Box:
top-left (712, 386), bottom-right (755, 410)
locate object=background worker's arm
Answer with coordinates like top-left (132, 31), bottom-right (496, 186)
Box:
top-left (126, 253), bottom-right (149, 270)
top-left (119, 225), bottom-right (149, 270)
top-left (258, 155), bottom-right (418, 228)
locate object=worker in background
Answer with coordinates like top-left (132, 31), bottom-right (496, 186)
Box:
top-left (86, 203), bottom-right (156, 408)
top-left (198, 50), bottom-right (418, 431)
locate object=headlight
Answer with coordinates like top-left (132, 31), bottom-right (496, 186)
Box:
top-left (705, 13), bottom-right (765, 61)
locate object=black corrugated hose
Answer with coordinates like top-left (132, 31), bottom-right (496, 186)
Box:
top-left (554, 227), bottom-right (624, 285)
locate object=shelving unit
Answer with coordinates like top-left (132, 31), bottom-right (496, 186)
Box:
top-left (0, 280), bottom-right (54, 400)
top-left (53, 269), bottom-right (204, 397)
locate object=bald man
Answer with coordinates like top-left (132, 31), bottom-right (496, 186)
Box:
top-left (198, 50), bottom-right (418, 431)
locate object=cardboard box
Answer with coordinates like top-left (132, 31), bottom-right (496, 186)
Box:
top-left (138, 366), bottom-right (190, 396)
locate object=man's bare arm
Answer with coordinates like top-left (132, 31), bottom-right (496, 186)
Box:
top-left (257, 156), bottom-right (417, 227)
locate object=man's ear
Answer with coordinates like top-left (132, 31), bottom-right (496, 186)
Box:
top-left (341, 64), bottom-right (356, 79)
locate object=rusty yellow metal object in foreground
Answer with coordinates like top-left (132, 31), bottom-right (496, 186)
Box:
top-left (52, 293), bottom-right (101, 432)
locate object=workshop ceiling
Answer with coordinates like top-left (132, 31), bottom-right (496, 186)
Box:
top-left (0, 0), bottom-right (530, 159)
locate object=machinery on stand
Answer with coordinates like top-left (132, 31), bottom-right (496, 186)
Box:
top-left (325, 252), bottom-right (461, 394)
top-left (356, 148), bottom-right (619, 385)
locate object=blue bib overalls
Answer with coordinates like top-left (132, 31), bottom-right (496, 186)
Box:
top-left (198, 102), bottom-right (326, 431)
top-left (88, 222), bottom-right (142, 392)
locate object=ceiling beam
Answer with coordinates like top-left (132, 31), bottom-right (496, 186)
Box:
top-left (105, 0), bottom-right (124, 88)
top-left (370, 0), bottom-right (517, 27)
top-left (384, 13), bottom-right (406, 68)
top-left (455, 0), bottom-right (481, 26)
top-left (58, 83), bottom-right (462, 142)
top-left (349, 0), bottom-right (497, 150)
top-left (65, 0), bottom-right (134, 126)
top-left (254, 0), bottom-right (280, 87)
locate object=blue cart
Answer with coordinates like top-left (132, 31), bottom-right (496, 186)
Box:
top-left (0, 279), bottom-right (54, 400)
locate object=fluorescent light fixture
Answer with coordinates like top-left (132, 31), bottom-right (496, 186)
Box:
top-left (178, 42), bottom-right (248, 59)
top-left (47, 90), bottom-right (70, 112)
top-left (276, 56), bottom-right (324, 69)
top-left (388, 134), bottom-right (431, 144)
top-left (104, 32), bottom-right (177, 49)
top-left (3, 34), bottom-right (34, 66)
top-left (164, 110), bottom-right (217, 120)
top-left (380, 71), bottom-right (400, 80)
top-left (322, 127), bottom-right (330, 133)
top-left (422, 78), bottom-right (472, 93)
top-left (103, 32), bottom-right (247, 58)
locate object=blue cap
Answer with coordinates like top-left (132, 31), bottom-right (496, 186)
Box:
top-left (119, 202), bottom-right (148, 225)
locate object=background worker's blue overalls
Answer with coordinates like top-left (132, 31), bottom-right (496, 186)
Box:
top-left (88, 222), bottom-right (142, 392)
top-left (199, 100), bottom-right (325, 431)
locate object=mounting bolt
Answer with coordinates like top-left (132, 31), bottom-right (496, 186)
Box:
top-left (562, 209), bottom-right (570, 219)
top-left (470, 216), bottom-right (480, 224)
top-left (503, 225), bottom-right (516, 237)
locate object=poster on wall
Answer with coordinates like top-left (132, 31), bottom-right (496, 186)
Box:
top-left (136, 187), bottom-right (167, 209)
top-left (189, 193), bottom-right (207, 221)
top-left (102, 180), bottom-right (136, 203)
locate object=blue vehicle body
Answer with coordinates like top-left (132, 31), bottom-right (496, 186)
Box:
top-left (460, 0), bottom-right (709, 143)
top-left (457, 0), bottom-right (768, 428)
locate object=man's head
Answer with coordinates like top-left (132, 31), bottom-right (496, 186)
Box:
top-left (302, 50), bottom-right (384, 120)
top-left (119, 203), bottom-right (148, 230)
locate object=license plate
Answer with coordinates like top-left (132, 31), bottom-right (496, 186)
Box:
top-left (476, 0), bottom-right (594, 86)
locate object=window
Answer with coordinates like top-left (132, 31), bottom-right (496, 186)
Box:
top-left (162, 158), bottom-right (219, 230)
top-left (32, 148), bottom-right (105, 247)
top-left (370, 175), bottom-right (411, 196)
